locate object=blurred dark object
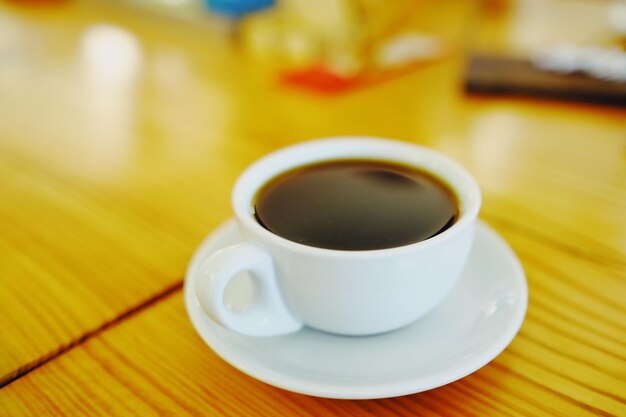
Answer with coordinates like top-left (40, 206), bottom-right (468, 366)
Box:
top-left (465, 55), bottom-right (626, 107)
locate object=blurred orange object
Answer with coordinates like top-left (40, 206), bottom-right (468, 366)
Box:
top-left (280, 66), bottom-right (361, 93)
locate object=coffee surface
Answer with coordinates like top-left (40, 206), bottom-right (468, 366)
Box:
top-left (254, 160), bottom-right (458, 250)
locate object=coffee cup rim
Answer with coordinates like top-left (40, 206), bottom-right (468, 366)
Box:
top-left (232, 137), bottom-right (481, 258)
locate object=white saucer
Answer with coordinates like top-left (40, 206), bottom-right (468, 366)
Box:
top-left (184, 220), bottom-right (527, 399)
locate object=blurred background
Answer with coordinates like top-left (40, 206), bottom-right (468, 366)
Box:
top-left (3, 0), bottom-right (625, 103)
top-left (1, 0), bottom-right (624, 227)
top-left (1, 0), bottom-right (624, 199)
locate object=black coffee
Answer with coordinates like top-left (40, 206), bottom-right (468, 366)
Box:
top-left (254, 159), bottom-right (458, 250)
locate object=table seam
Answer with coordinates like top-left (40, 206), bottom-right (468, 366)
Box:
top-left (0, 280), bottom-right (183, 388)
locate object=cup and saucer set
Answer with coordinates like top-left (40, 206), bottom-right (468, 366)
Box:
top-left (184, 137), bottom-right (528, 399)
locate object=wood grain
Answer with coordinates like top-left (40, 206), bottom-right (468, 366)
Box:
top-left (2, 228), bottom-right (625, 417)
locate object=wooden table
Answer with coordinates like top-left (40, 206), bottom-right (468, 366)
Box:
top-left (1, 0), bottom-right (625, 415)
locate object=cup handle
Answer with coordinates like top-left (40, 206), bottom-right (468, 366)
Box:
top-left (195, 242), bottom-right (303, 336)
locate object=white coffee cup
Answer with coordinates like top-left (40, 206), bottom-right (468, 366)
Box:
top-left (195, 137), bottom-right (481, 336)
